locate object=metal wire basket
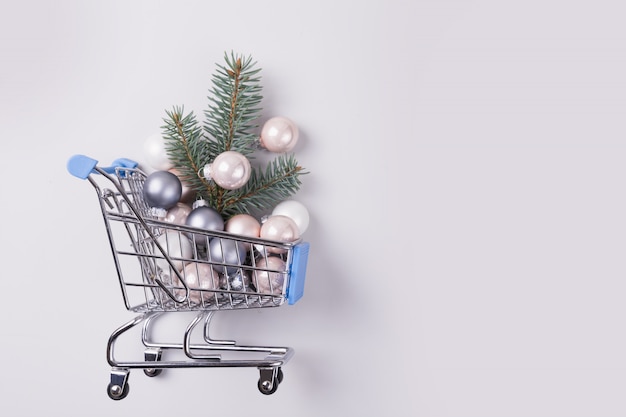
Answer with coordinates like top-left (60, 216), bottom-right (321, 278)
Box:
top-left (67, 154), bottom-right (310, 399)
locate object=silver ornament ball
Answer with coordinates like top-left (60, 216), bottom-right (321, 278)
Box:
top-left (185, 200), bottom-right (225, 244)
top-left (226, 269), bottom-right (251, 292)
top-left (143, 170), bottom-right (182, 210)
top-left (208, 238), bottom-right (247, 275)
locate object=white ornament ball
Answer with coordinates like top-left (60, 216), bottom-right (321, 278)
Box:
top-left (253, 256), bottom-right (286, 295)
top-left (203, 151), bottom-right (251, 190)
top-left (271, 200), bottom-right (310, 234)
top-left (155, 231), bottom-right (193, 274)
top-left (260, 215), bottom-right (300, 254)
top-left (260, 116), bottom-right (299, 153)
top-left (144, 133), bottom-right (174, 171)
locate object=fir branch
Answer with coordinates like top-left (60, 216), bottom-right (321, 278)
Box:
top-left (203, 52), bottom-right (263, 156)
top-left (162, 52), bottom-right (308, 219)
top-left (203, 52), bottom-right (264, 213)
top-left (161, 106), bottom-right (214, 200)
top-left (219, 154), bottom-right (308, 217)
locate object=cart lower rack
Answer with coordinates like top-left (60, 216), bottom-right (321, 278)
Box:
top-left (67, 155), bottom-right (310, 400)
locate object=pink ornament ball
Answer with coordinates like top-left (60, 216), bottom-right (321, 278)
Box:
top-left (203, 151), bottom-right (251, 190)
top-left (260, 215), bottom-right (300, 254)
top-left (164, 202), bottom-right (192, 225)
top-left (168, 168), bottom-right (195, 203)
top-left (173, 262), bottom-right (220, 304)
top-left (271, 200), bottom-right (310, 234)
top-left (260, 116), bottom-right (299, 153)
top-left (253, 256), bottom-right (286, 295)
top-left (226, 214), bottom-right (261, 238)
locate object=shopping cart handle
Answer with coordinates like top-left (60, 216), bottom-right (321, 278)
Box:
top-left (287, 242), bottom-right (310, 305)
top-left (67, 154), bottom-right (138, 179)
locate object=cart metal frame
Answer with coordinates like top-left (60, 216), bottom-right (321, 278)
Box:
top-left (67, 155), bottom-right (309, 400)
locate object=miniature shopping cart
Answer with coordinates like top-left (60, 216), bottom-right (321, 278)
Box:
top-left (67, 155), bottom-right (310, 400)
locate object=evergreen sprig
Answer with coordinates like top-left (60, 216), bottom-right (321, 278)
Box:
top-left (161, 52), bottom-right (307, 218)
top-left (220, 154), bottom-right (305, 218)
top-left (161, 106), bottom-right (210, 201)
top-left (204, 52), bottom-right (263, 156)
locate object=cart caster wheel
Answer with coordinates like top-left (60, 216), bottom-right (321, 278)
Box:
top-left (107, 382), bottom-right (129, 400)
top-left (258, 378), bottom-right (279, 395)
top-left (257, 367), bottom-right (283, 395)
top-left (143, 348), bottom-right (163, 377)
top-left (143, 368), bottom-right (163, 377)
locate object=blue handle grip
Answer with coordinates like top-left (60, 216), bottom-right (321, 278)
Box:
top-left (287, 242), bottom-right (310, 305)
top-left (67, 154), bottom-right (138, 179)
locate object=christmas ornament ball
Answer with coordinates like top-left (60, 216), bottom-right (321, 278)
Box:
top-left (164, 202), bottom-right (192, 225)
top-left (260, 116), bottom-right (299, 153)
top-left (260, 215), bottom-right (300, 254)
top-left (155, 231), bottom-right (193, 273)
top-left (143, 170), bottom-right (182, 210)
top-left (174, 262), bottom-right (219, 304)
top-left (185, 200), bottom-right (225, 244)
top-left (271, 200), bottom-right (310, 234)
top-left (144, 133), bottom-right (174, 171)
top-left (203, 151), bottom-right (251, 190)
top-left (208, 238), bottom-right (247, 275)
top-left (220, 269), bottom-right (252, 292)
top-left (254, 256), bottom-right (286, 295)
top-left (168, 168), bottom-right (195, 203)
top-left (226, 214), bottom-right (261, 238)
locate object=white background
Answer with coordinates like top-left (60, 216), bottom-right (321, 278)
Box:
top-left (2, 1), bottom-right (626, 416)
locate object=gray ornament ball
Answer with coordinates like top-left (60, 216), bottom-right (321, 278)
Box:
top-left (185, 200), bottom-right (225, 244)
top-left (208, 238), bottom-right (247, 275)
top-left (143, 170), bottom-right (182, 210)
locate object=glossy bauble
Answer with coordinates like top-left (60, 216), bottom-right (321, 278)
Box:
top-left (143, 133), bottom-right (174, 171)
top-left (164, 202), bottom-right (192, 225)
top-left (208, 238), bottom-right (247, 275)
top-left (174, 262), bottom-right (219, 304)
top-left (202, 151), bottom-right (251, 190)
top-left (168, 168), bottom-right (195, 203)
top-left (260, 116), bottom-right (299, 153)
top-left (220, 269), bottom-right (252, 293)
top-left (155, 231), bottom-right (193, 274)
top-left (271, 200), bottom-right (310, 235)
top-left (226, 214), bottom-right (261, 239)
top-left (260, 215), bottom-right (300, 254)
top-left (253, 256), bottom-right (286, 295)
